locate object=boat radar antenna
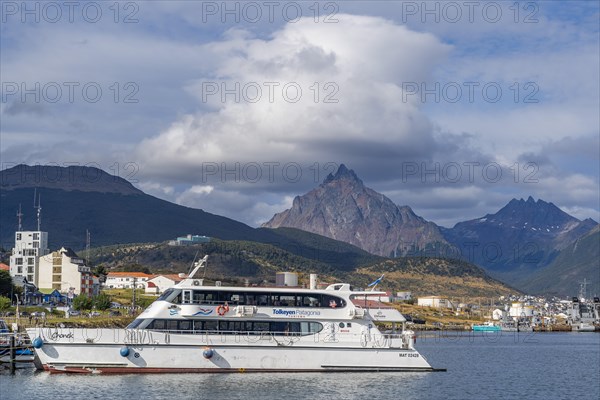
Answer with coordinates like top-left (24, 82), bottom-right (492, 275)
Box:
top-left (188, 253), bottom-right (208, 279)
top-left (33, 189), bottom-right (42, 231)
top-left (17, 204), bottom-right (23, 231)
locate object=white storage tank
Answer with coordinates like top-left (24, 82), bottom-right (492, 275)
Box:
top-left (276, 272), bottom-right (298, 287)
top-left (509, 302), bottom-right (534, 318)
top-left (309, 274), bottom-right (318, 290)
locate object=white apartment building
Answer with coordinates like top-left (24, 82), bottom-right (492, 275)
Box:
top-left (145, 274), bottom-right (186, 294)
top-left (105, 272), bottom-right (152, 289)
top-left (9, 230), bottom-right (50, 285)
top-left (38, 247), bottom-right (97, 296)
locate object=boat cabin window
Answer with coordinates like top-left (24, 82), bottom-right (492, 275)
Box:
top-left (166, 320), bottom-right (179, 331)
top-left (157, 289), bottom-right (174, 301)
top-left (126, 318), bottom-right (146, 329)
top-left (203, 320), bottom-right (218, 331)
top-left (152, 320), bottom-right (166, 330)
top-left (145, 319), bottom-right (323, 336)
top-left (176, 290), bottom-right (346, 308)
top-left (300, 295), bottom-right (320, 307)
top-left (179, 320), bottom-right (192, 331)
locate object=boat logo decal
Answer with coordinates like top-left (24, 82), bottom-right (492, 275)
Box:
top-left (169, 309), bottom-right (179, 316)
top-left (272, 308), bottom-right (321, 318)
top-left (50, 332), bottom-right (74, 340)
top-left (192, 308), bottom-right (214, 316)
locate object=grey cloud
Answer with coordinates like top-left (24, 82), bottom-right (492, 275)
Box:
top-left (4, 102), bottom-right (46, 116)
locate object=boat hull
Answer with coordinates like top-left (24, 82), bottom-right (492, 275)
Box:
top-left (27, 328), bottom-right (435, 374)
top-left (572, 323), bottom-right (595, 332)
top-left (472, 325), bottom-right (501, 332)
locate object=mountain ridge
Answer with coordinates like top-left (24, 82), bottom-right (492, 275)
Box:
top-left (0, 165), bottom-right (383, 273)
top-left (262, 164), bottom-right (597, 291)
top-left (1, 163), bottom-right (597, 295)
top-left (262, 164), bottom-right (451, 257)
top-left (1, 164), bottom-right (143, 195)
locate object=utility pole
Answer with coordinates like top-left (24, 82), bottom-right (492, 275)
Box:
top-left (85, 230), bottom-right (91, 266)
top-left (132, 277), bottom-right (137, 314)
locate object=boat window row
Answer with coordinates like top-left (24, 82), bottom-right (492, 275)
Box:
top-left (160, 289), bottom-right (346, 308)
top-left (135, 318), bottom-right (323, 336)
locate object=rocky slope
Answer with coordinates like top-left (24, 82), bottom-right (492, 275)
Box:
top-left (263, 164), bottom-right (451, 257)
top-left (520, 225), bottom-right (600, 296)
top-left (441, 196), bottom-right (598, 284)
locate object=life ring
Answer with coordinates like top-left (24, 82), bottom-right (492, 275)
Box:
top-left (217, 303), bottom-right (230, 316)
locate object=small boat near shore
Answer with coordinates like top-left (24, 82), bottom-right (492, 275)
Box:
top-left (472, 322), bottom-right (500, 332)
top-left (0, 327), bottom-right (35, 366)
top-left (0, 347), bottom-right (35, 364)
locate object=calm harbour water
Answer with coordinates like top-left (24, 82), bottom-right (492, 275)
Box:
top-left (1, 332), bottom-right (599, 400)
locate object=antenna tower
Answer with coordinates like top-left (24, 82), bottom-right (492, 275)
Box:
top-left (33, 189), bottom-right (42, 231)
top-left (17, 204), bottom-right (23, 231)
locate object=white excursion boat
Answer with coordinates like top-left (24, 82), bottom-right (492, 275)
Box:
top-left (571, 321), bottom-right (595, 332)
top-left (27, 256), bottom-right (441, 374)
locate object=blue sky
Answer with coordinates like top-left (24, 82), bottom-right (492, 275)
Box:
top-left (1, 1), bottom-right (598, 227)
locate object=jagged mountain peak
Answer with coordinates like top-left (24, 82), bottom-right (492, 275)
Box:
top-left (443, 195), bottom-right (598, 290)
top-left (263, 164), bottom-right (449, 257)
top-left (496, 196), bottom-right (572, 223)
top-left (323, 164), bottom-right (363, 185)
top-left (508, 196), bottom-right (549, 206)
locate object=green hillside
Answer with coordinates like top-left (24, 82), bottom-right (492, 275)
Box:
top-left (90, 240), bottom-right (517, 297)
top-left (91, 240), bottom-right (348, 285)
top-left (260, 227), bottom-right (383, 270)
top-left (355, 257), bottom-right (517, 298)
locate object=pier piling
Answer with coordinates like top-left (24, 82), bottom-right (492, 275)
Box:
top-left (9, 334), bottom-right (16, 374)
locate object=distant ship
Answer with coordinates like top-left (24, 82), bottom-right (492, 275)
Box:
top-left (568, 279), bottom-right (599, 332)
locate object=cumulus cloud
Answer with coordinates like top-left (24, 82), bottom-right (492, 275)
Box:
top-left (136, 14), bottom-right (452, 181)
top-left (2, 4), bottom-right (598, 227)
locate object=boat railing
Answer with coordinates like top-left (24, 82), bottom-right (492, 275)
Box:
top-left (31, 327), bottom-right (414, 349)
